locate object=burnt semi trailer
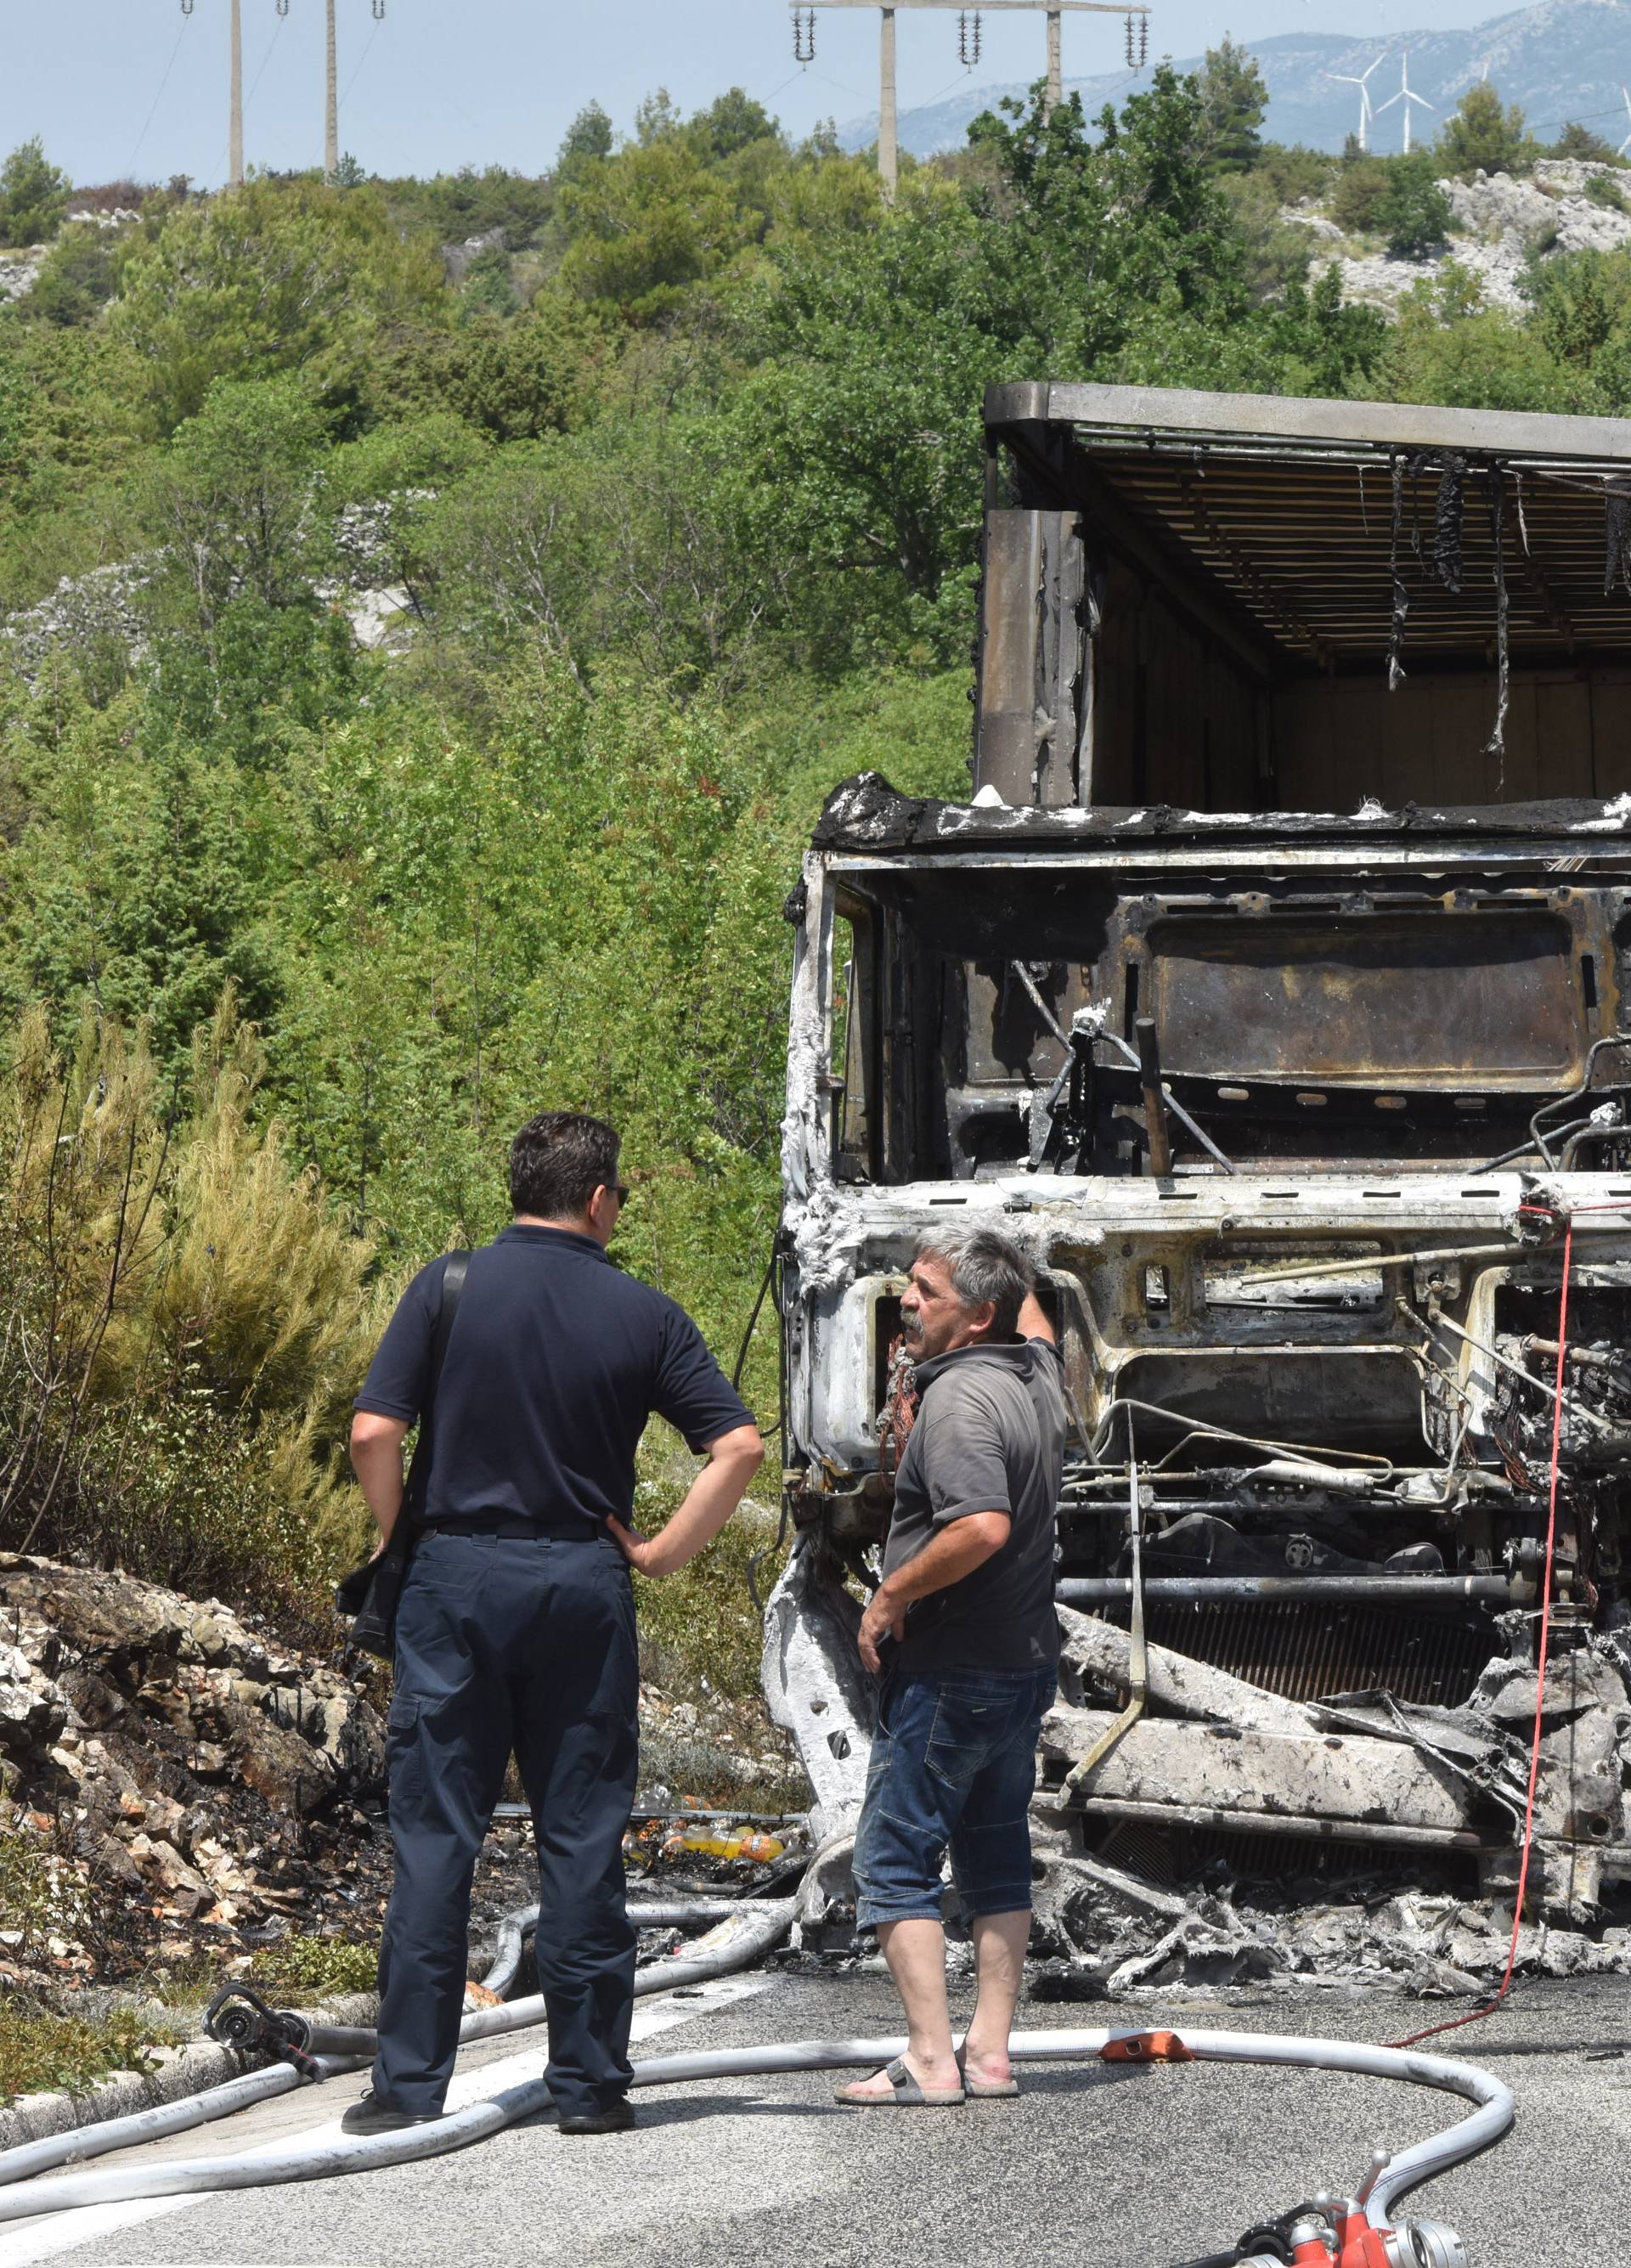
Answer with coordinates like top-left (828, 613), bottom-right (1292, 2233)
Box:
top-left (763, 383), bottom-right (1631, 1940)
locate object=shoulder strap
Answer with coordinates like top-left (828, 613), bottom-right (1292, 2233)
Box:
top-left (404, 1250), bottom-right (469, 1525)
top-left (428, 1251), bottom-right (469, 1392)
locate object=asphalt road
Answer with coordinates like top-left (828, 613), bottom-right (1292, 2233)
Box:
top-left (0, 1969), bottom-right (1626, 2268)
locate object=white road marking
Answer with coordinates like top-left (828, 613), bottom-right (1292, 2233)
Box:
top-left (0, 1976), bottom-right (770, 2268)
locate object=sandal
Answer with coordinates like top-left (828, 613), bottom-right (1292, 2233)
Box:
top-left (834, 2055), bottom-right (965, 2107)
top-left (956, 2045), bottom-right (1020, 2098)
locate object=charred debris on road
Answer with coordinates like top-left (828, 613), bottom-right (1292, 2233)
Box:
top-left (764, 383), bottom-right (1631, 1996)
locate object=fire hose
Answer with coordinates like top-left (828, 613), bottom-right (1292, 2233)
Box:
top-left (0, 2019), bottom-right (1510, 2263)
top-left (0, 1897), bottom-right (787, 2194)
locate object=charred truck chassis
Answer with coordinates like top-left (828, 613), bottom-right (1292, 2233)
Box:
top-left (764, 386), bottom-right (1631, 1973)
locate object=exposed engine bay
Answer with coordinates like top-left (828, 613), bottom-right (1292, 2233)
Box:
top-left (766, 793), bottom-right (1631, 1982)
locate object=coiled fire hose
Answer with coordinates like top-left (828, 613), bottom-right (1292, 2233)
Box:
top-left (0, 1897), bottom-right (790, 2195)
top-left (0, 2018), bottom-right (1510, 2258)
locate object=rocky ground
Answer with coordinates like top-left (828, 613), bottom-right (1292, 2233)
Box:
top-left (0, 1554), bottom-right (801, 2006)
top-left (1284, 156), bottom-right (1631, 315)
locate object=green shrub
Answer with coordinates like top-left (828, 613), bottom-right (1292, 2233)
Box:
top-left (0, 999), bottom-right (387, 1605)
top-left (0, 2000), bottom-right (174, 2106)
top-left (631, 1484), bottom-right (789, 1707)
top-left (22, 225), bottom-right (119, 327)
top-left (0, 1825), bottom-right (90, 1956)
top-left (1329, 157), bottom-right (1391, 236)
top-left (251, 1934), bottom-right (379, 2000)
top-left (1549, 124), bottom-right (1623, 165)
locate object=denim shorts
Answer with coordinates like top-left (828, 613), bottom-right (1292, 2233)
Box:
top-left (851, 1664), bottom-right (1056, 1932)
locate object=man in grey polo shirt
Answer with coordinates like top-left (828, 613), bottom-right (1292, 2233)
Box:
top-left (838, 1223), bottom-right (1064, 2109)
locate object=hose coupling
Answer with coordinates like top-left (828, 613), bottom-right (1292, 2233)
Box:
top-left (1327, 2201), bottom-right (1469, 2268)
top-left (203, 1984), bottom-right (321, 2079)
top-left (1287, 2215), bottom-right (1338, 2265)
top-left (1379, 2224), bottom-right (1468, 2268)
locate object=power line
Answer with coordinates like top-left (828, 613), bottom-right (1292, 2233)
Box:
top-left (127, 15), bottom-right (193, 178)
top-left (340, 14), bottom-right (384, 108)
top-left (245, 9), bottom-right (286, 111)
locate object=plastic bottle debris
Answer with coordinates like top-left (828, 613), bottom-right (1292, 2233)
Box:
top-left (659, 1830), bottom-right (785, 1864)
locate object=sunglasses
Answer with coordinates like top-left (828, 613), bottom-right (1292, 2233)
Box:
top-left (611, 1182), bottom-right (630, 1205)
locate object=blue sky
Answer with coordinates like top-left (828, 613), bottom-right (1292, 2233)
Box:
top-left (3, 1), bottom-right (1519, 189)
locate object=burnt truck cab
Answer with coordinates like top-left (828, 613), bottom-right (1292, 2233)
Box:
top-left (764, 383), bottom-right (1631, 1931)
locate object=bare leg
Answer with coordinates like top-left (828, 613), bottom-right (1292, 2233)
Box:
top-left (844, 1917), bottom-right (962, 2097)
top-left (961, 1909), bottom-right (1031, 2087)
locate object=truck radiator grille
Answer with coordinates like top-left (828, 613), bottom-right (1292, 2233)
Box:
top-left (1137, 1600), bottom-right (1494, 1708)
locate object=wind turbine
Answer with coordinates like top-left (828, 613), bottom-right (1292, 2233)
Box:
top-left (1330, 52), bottom-right (1388, 152)
top-left (1376, 49), bottom-right (1436, 156)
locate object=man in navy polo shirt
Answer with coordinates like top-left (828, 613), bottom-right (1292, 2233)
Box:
top-left (345, 1111), bottom-right (762, 2137)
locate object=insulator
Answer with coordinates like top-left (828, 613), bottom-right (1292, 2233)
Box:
top-left (276, 0), bottom-right (289, 14)
top-left (1138, 14), bottom-right (1148, 65)
top-left (180, 0), bottom-right (194, 14)
top-left (793, 6), bottom-right (816, 63)
top-left (1126, 14), bottom-right (1136, 67)
top-left (372, 0), bottom-right (386, 16)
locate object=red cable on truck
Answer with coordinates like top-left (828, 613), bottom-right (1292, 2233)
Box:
top-left (1390, 1213), bottom-right (1573, 2054)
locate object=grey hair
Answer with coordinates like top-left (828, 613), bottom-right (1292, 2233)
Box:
top-left (913, 1223), bottom-right (1036, 1339)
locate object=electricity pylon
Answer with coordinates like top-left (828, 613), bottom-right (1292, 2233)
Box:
top-left (1375, 49), bottom-right (1436, 157)
top-left (179, 0), bottom-right (247, 189)
top-left (789, 1), bottom-right (1151, 201)
top-left (326, 0), bottom-right (339, 178)
top-left (231, 0), bottom-right (245, 184)
top-left (1329, 51), bottom-right (1386, 154)
top-left (325, 2), bottom-right (385, 180)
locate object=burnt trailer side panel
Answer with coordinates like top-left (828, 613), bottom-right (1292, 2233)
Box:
top-left (977, 381), bottom-right (1631, 813)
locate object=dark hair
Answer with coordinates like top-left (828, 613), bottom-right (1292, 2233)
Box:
top-left (510, 1110), bottom-right (620, 1221)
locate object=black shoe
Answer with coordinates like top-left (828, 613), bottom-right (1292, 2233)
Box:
top-left (341, 2090), bottom-right (443, 2135)
top-left (557, 2099), bottom-right (635, 2135)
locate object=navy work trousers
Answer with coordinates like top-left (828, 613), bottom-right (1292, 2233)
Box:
top-left (374, 1528), bottom-right (640, 2123)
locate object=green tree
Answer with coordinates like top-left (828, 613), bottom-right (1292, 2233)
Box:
top-left (1549, 121), bottom-right (1623, 165)
top-left (557, 133), bottom-right (766, 319)
top-left (326, 409), bottom-right (490, 601)
top-left (967, 71), bottom-right (1247, 363)
top-left (1375, 152), bottom-right (1453, 257)
top-left (690, 89), bottom-right (779, 161)
top-left (0, 700), bottom-right (280, 1067)
top-left (392, 164), bottom-right (552, 250)
top-left (377, 294), bottom-right (603, 440)
top-left (136, 376), bottom-right (356, 762)
top-left (1219, 170), bottom-right (1312, 301)
top-left (1371, 266), bottom-right (1597, 411)
top-left (143, 376), bottom-right (328, 626)
top-left (1329, 155), bottom-right (1391, 235)
top-left (1528, 248), bottom-right (1629, 367)
top-left (556, 102), bottom-right (613, 177)
top-left (1437, 82), bottom-right (1540, 179)
top-left (423, 414), bottom-right (770, 691)
top-left (0, 138), bottom-right (71, 247)
top-left (110, 177), bottom-right (446, 432)
top-left (1198, 37), bottom-right (1267, 172)
top-left (459, 244), bottom-right (522, 319)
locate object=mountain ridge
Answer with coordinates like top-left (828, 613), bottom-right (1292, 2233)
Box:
top-left (837, 0), bottom-right (1631, 159)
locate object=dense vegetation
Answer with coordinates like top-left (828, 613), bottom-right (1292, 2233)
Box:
top-left (3, 58), bottom-right (1630, 1611)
